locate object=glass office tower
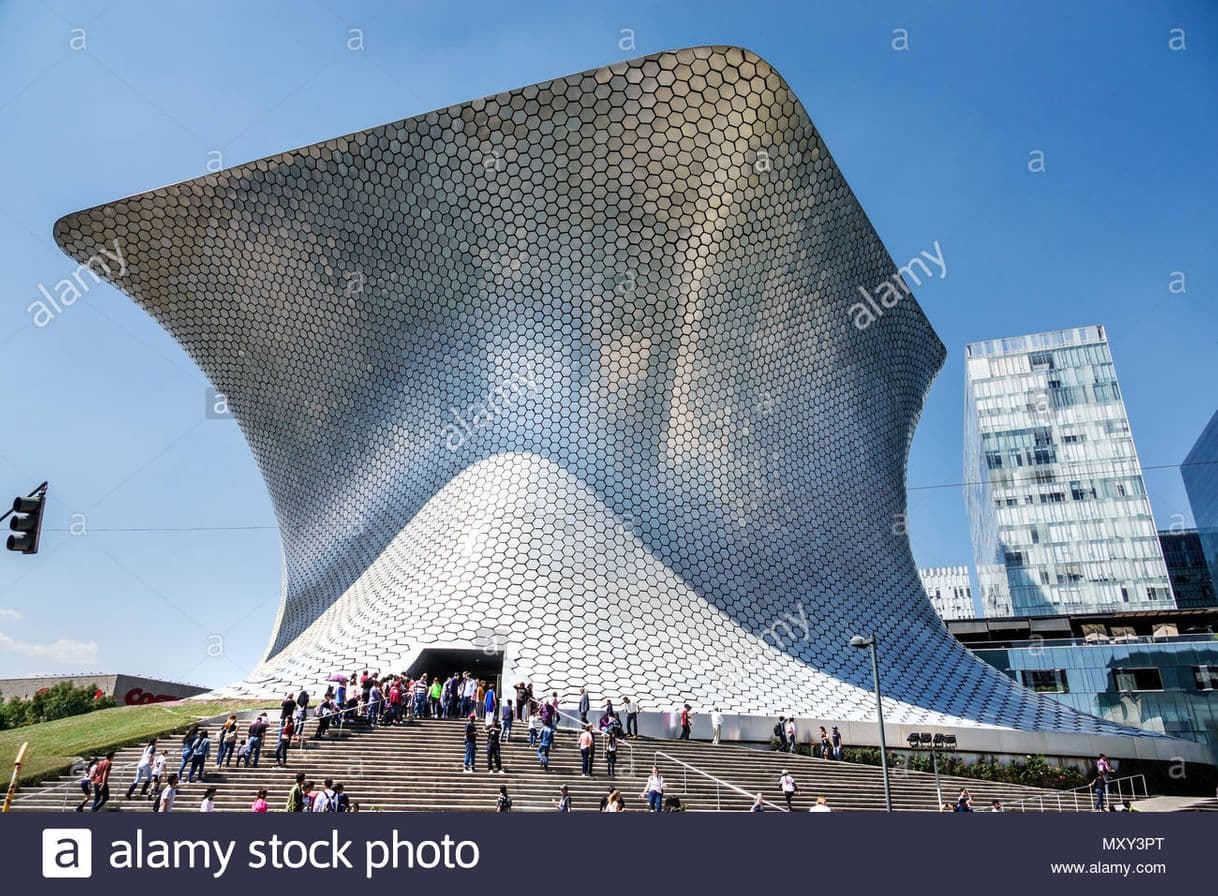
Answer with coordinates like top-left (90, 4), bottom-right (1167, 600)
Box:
top-left (964, 325), bottom-right (1173, 617)
top-left (1183, 409), bottom-right (1218, 596)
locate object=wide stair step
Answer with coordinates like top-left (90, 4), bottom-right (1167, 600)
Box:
top-left (7, 716), bottom-right (1088, 813)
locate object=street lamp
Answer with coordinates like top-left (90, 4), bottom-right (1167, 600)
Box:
top-left (850, 633), bottom-right (892, 812)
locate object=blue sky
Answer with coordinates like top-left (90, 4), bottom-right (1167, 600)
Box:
top-left (0, 1), bottom-right (1214, 687)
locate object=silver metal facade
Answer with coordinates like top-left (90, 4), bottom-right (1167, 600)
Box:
top-left (54, 47), bottom-right (1135, 734)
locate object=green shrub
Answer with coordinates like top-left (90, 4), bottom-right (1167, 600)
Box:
top-left (771, 739), bottom-right (1089, 791)
top-left (0, 682), bottom-right (116, 730)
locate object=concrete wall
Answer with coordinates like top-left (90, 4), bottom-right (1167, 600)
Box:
top-left (0, 673), bottom-right (206, 704)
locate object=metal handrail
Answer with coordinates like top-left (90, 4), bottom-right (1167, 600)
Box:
top-left (1002, 774), bottom-right (1148, 813)
top-left (653, 749), bottom-right (789, 812)
top-left (549, 703), bottom-right (636, 777)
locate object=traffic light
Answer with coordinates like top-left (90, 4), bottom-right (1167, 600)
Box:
top-left (6, 483), bottom-right (47, 555)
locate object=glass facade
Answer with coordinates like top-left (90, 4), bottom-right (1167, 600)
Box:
top-left (1159, 529), bottom-right (1217, 609)
top-left (974, 637), bottom-right (1218, 762)
top-left (918, 566), bottom-right (976, 620)
top-left (1183, 409), bottom-right (1218, 600)
top-left (964, 325), bottom-right (1173, 617)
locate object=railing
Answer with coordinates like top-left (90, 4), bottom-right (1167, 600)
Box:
top-left (981, 632), bottom-right (1217, 651)
top-left (1003, 774), bottom-right (1148, 813)
top-left (653, 749), bottom-right (788, 812)
top-left (551, 704), bottom-right (636, 777)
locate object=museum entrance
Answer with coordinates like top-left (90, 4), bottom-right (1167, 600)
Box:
top-left (406, 648), bottom-right (504, 701)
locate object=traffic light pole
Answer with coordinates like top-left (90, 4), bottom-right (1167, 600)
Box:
top-left (3, 481), bottom-right (48, 554)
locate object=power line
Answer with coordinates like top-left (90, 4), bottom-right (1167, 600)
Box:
top-left (27, 458), bottom-right (1217, 534)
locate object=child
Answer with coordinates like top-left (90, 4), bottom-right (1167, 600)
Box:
top-left (200, 787), bottom-right (218, 812)
top-left (251, 788), bottom-right (269, 813)
top-left (73, 757), bottom-right (96, 812)
top-left (528, 713), bottom-right (540, 747)
top-left (495, 785), bottom-right (512, 812)
top-left (235, 739), bottom-right (249, 766)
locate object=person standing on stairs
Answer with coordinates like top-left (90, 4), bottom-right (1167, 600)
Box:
top-left (501, 699), bottom-right (514, 741)
top-left (679, 704), bottom-right (693, 740)
top-left (579, 687), bottom-right (590, 723)
top-left (486, 717), bottom-right (504, 774)
top-left (711, 707), bottom-right (724, 745)
top-left (579, 725), bottom-right (594, 777)
top-left (463, 713), bottom-right (478, 773)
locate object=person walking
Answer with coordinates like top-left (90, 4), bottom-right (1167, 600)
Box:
top-left (710, 707), bottom-right (724, 745)
top-left (578, 687), bottom-right (590, 724)
top-left (216, 715), bottom-right (238, 767)
top-left (188, 730), bottom-right (211, 782)
top-left (495, 785), bottom-right (512, 812)
top-left (579, 725), bottom-right (594, 777)
top-left (153, 774), bottom-right (178, 813)
top-left (778, 769), bottom-right (799, 811)
top-left (605, 729), bottom-right (619, 779)
top-left (221, 719), bottom-right (240, 765)
top-left (642, 767), bottom-right (664, 813)
top-left (89, 752), bottom-right (115, 812)
top-left (463, 713), bottom-right (478, 773)
top-left (245, 714), bottom-right (267, 767)
top-left (555, 785), bottom-right (572, 812)
top-left (528, 713), bottom-right (540, 747)
top-left (831, 725), bottom-right (843, 760)
top-left (623, 696), bottom-right (639, 738)
top-left (784, 717), bottom-right (797, 753)
top-left (274, 716), bottom-right (295, 766)
top-left (501, 699), bottom-right (514, 741)
top-left (149, 751), bottom-right (167, 800)
top-left (679, 704), bottom-right (693, 740)
top-left (74, 757), bottom-right (96, 812)
top-left (177, 730), bottom-right (196, 780)
top-left (537, 720), bottom-right (554, 770)
top-left (819, 726), bottom-right (832, 759)
top-left (126, 739), bottom-right (157, 800)
top-left (486, 718), bottom-right (504, 774)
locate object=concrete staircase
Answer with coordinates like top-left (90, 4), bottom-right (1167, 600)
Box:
top-left (8, 715), bottom-right (1085, 812)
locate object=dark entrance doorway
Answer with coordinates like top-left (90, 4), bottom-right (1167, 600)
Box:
top-left (406, 648), bottom-right (504, 700)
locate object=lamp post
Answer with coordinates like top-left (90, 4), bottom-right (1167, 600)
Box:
top-left (850, 633), bottom-right (892, 812)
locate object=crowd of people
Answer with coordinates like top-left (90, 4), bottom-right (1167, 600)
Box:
top-left (67, 668), bottom-right (1122, 814)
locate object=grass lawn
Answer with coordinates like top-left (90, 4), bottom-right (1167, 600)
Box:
top-left (0, 700), bottom-right (275, 787)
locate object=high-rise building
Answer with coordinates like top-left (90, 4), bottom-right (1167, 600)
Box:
top-left (1159, 529), bottom-right (1216, 609)
top-left (1183, 409), bottom-right (1218, 597)
top-left (964, 325), bottom-right (1173, 617)
top-left (919, 566), bottom-right (976, 619)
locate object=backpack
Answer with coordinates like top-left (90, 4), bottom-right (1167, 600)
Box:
top-left (773, 723), bottom-right (783, 738)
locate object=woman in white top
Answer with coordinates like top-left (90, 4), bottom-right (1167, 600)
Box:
top-left (157, 774), bottom-right (178, 813)
top-left (199, 787), bottom-right (217, 812)
top-left (642, 768), bottom-right (664, 812)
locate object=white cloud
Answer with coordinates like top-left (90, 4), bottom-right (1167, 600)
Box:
top-left (0, 631), bottom-right (99, 665)
top-left (0, 609), bottom-right (22, 622)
